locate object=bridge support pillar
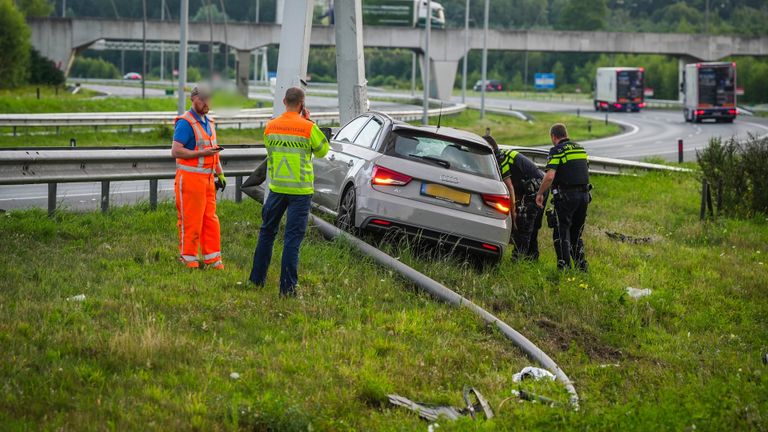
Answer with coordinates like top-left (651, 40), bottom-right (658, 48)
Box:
top-left (334, 0), bottom-right (368, 125)
top-left (272, 0), bottom-right (314, 116)
top-left (235, 50), bottom-right (251, 98)
top-left (420, 55), bottom-right (461, 102)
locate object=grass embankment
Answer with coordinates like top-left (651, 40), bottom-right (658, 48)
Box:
top-left (0, 86), bottom-right (269, 114)
top-left (1, 171), bottom-right (767, 430)
top-left (437, 109), bottom-right (621, 146)
top-left (453, 89), bottom-right (592, 102)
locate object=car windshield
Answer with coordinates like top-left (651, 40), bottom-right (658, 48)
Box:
top-left (388, 132), bottom-right (498, 179)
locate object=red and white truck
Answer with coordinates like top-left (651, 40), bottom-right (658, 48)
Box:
top-left (594, 67), bottom-right (646, 112)
top-left (682, 62), bottom-right (737, 123)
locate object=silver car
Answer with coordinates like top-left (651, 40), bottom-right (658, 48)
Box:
top-left (312, 112), bottom-right (513, 261)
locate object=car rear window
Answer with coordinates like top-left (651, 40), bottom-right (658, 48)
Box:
top-left (387, 132), bottom-right (498, 179)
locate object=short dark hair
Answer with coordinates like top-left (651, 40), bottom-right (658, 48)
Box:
top-left (482, 135), bottom-right (499, 152)
top-left (550, 123), bottom-right (568, 140)
top-left (284, 87), bottom-right (305, 107)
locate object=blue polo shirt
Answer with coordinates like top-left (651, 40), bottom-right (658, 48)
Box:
top-left (173, 110), bottom-right (211, 150)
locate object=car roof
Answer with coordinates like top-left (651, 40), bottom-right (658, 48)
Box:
top-left (380, 117), bottom-right (492, 150)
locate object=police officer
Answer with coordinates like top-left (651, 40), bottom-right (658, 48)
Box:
top-left (483, 135), bottom-right (546, 260)
top-left (249, 87), bottom-right (329, 297)
top-left (535, 124), bottom-right (590, 271)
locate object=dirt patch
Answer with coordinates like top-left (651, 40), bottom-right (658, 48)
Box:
top-left (536, 317), bottom-right (624, 362)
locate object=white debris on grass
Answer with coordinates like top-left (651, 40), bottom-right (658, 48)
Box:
top-left (427, 423), bottom-right (440, 432)
top-left (626, 287), bottom-right (652, 299)
top-left (512, 366), bottom-right (556, 382)
top-left (67, 294), bottom-right (86, 302)
top-left (230, 372), bottom-right (240, 380)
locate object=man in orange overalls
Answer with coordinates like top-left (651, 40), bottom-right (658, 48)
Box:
top-left (171, 85), bottom-right (226, 269)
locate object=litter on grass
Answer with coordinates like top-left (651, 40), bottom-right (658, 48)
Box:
top-left (512, 366), bottom-right (556, 383)
top-left (66, 294), bottom-right (86, 302)
top-left (388, 387), bottom-right (493, 422)
top-left (229, 372), bottom-right (240, 380)
top-left (605, 231), bottom-right (653, 244)
top-left (626, 287), bottom-right (652, 299)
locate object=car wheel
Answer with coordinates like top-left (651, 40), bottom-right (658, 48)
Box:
top-left (335, 185), bottom-right (357, 233)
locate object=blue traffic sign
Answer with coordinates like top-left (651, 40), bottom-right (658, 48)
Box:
top-left (534, 73), bottom-right (556, 89)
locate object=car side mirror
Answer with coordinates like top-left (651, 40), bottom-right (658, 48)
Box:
top-left (320, 127), bottom-right (333, 141)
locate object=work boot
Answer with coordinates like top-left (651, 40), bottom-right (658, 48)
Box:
top-left (211, 263), bottom-right (225, 270)
top-left (179, 257), bottom-right (200, 269)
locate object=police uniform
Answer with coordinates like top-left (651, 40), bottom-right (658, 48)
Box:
top-left (498, 149), bottom-right (546, 260)
top-left (545, 139), bottom-right (590, 271)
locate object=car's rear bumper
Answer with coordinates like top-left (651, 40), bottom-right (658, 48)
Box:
top-left (355, 185), bottom-right (510, 256)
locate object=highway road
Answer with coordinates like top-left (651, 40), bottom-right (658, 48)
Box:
top-left (458, 95), bottom-right (768, 161)
top-left (3, 88), bottom-right (768, 212)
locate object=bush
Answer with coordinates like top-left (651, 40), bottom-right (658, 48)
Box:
top-left (70, 57), bottom-right (120, 79)
top-left (187, 67), bottom-right (202, 83)
top-left (0, 0), bottom-right (31, 88)
top-left (28, 48), bottom-right (65, 86)
top-left (697, 135), bottom-right (768, 216)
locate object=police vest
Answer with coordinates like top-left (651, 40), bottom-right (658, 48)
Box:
top-left (264, 112), bottom-right (318, 195)
top-left (175, 111), bottom-right (219, 175)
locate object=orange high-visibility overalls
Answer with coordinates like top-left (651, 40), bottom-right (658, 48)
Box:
top-left (174, 111), bottom-right (223, 269)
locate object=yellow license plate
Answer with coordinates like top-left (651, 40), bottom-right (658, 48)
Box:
top-left (421, 183), bottom-right (471, 205)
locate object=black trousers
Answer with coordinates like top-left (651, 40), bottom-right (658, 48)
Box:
top-left (512, 194), bottom-right (546, 260)
top-left (551, 191), bottom-right (590, 271)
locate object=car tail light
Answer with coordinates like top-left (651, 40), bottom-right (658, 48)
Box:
top-left (482, 193), bottom-right (511, 214)
top-left (728, 109), bottom-right (737, 116)
top-left (372, 165), bottom-right (412, 186)
top-left (695, 110), bottom-right (705, 115)
top-left (370, 219), bottom-right (391, 226)
top-left (614, 103), bottom-right (622, 108)
top-left (481, 243), bottom-right (499, 251)
top-left (496, 85), bottom-right (502, 90)
top-left (639, 102), bottom-right (646, 108)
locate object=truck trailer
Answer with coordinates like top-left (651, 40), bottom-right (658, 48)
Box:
top-left (594, 67), bottom-right (645, 112)
top-left (362, 0), bottom-right (446, 28)
top-left (682, 62), bottom-right (737, 123)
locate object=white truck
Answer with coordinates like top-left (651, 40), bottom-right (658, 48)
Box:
top-left (594, 67), bottom-right (645, 112)
top-left (362, 0), bottom-right (446, 28)
top-left (682, 62), bottom-right (737, 123)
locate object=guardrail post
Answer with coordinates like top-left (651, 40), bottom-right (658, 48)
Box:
top-left (70, 138), bottom-right (76, 148)
top-left (576, 108), bottom-right (580, 117)
top-left (235, 176), bottom-right (243, 203)
top-left (128, 125), bottom-right (133, 134)
top-left (604, 111), bottom-right (608, 125)
top-left (587, 120), bottom-right (592, 134)
top-left (149, 179), bottom-right (158, 210)
top-left (677, 139), bottom-right (683, 163)
top-left (47, 183), bottom-right (57, 216)
top-left (101, 181), bottom-right (110, 213)
top-left (56, 126), bottom-right (60, 136)
top-left (12, 126), bottom-right (16, 137)
top-left (36, 87), bottom-right (40, 100)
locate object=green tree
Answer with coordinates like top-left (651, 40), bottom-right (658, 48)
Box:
top-left (0, 0), bottom-right (31, 88)
top-left (28, 48), bottom-right (65, 85)
top-left (16, 0), bottom-right (53, 17)
top-left (192, 3), bottom-right (228, 22)
top-left (559, 0), bottom-right (608, 30)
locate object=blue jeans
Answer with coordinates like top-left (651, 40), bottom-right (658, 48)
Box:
top-left (249, 192), bottom-right (312, 295)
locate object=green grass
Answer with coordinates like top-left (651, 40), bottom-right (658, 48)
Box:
top-left (1, 171), bottom-right (767, 430)
top-left (453, 89), bottom-right (592, 102)
top-left (434, 109), bottom-right (621, 146)
top-left (0, 86), bottom-right (270, 114)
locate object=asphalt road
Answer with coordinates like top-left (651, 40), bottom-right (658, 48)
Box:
top-left (4, 89), bottom-right (768, 212)
top-left (457, 94), bottom-right (768, 161)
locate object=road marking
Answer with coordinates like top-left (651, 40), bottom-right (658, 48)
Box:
top-left (582, 117), bottom-right (640, 145)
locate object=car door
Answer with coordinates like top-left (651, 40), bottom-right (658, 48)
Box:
top-left (313, 115), bottom-right (369, 209)
top-left (336, 116), bottom-right (385, 205)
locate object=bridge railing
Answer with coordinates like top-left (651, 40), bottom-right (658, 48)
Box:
top-left (1, 143), bottom-right (689, 216)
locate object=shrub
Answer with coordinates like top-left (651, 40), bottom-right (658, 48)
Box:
top-left (697, 135), bottom-right (768, 216)
top-left (28, 48), bottom-right (65, 86)
top-left (70, 57), bottom-right (120, 79)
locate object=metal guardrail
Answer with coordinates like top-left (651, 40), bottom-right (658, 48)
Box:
top-left (0, 104), bottom-right (466, 131)
top-left (0, 142), bottom-right (689, 215)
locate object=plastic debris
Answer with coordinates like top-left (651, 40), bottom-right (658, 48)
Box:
top-left (427, 423), bottom-right (440, 432)
top-left (605, 231), bottom-right (653, 244)
top-left (230, 372), bottom-right (240, 380)
top-left (512, 366), bottom-right (556, 383)
top-left (511, 389), bottom-right (561, 407)
top-left (67, 294), bottom-right (86, 302)
top-left (626, 287), bottom-right (652, 299)
top-left (388, 387), bottom-right (493, 422)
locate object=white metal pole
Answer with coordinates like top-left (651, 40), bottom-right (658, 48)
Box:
top-left (422, 1), bottom-right (431, 125)
top-left (177, 0), bottom-right (189, 115)
top-left (462, 0), bottom-right (469, 104)
top-left (411, 51), bottom-right (416, 96)
top-left (160, 0), bottom-right (165, 82)
top-left (142, 0), bottom-right (147, 99)
top-left (62, 0), bottom-right (66, 17)
top-left (480, 0), bottom-right (488, 119)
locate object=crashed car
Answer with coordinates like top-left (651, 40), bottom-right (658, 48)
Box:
top-left (311, 112), bottom-right (513, 262)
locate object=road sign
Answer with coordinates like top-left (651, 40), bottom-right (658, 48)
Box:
top-left (534, 73), bottom-right (555, 90)
top-left (644, 88), bottom-right (654, 97)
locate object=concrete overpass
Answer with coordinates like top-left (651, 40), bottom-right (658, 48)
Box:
top-left (29, 17), bottom-right (768, 100)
